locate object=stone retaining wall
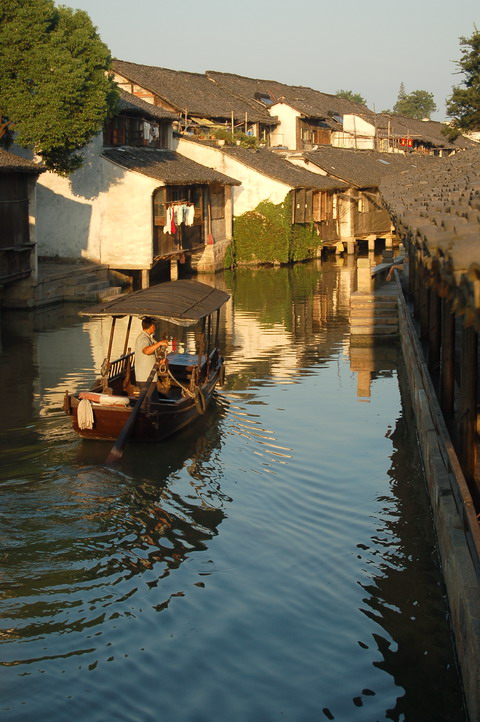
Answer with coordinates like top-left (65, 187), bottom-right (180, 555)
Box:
top-left (395, 273), bottom-right (480, 722)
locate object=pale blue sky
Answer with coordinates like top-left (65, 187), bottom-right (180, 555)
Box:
top-left (70, 0), bottom-right (479, 120)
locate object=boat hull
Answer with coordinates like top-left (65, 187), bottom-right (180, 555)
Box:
top-left (66, 369), bottom-right (220, 443)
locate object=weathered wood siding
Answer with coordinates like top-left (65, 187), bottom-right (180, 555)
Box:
top-left (0, 173), bottom-right (32, 283)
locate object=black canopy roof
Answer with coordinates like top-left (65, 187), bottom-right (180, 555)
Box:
top-left (80, 280), bottom-right (230, 326)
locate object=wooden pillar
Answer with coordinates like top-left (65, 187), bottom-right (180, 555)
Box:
top-left (428, 285), bottom-right (441, 374)
top-left (170, 259), bottom-right (179, 281)
top-left (419, 267), bottom-right (430, 341)
top-left (440, 297), bottom-right (455, 420)
top-left (459, 323), bottom-right (477, 486)
top-left (141, 269), bottom-right (149, 289)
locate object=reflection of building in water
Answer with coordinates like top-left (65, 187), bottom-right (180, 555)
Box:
top-left (226, 310), bottom-right (298, 379)
top-left (349, 344), bottom-right (400, 400)
top-left (0, 314), bottom-right (37, 431)
top-left (293, 259), bottom-right (354, 337)
top-left (217, 260), bottom-right (359, 384)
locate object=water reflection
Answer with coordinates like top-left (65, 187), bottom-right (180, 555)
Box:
top-left (0, 259), bottom-right (466, 721)
top-left (0, 426), bottom-right (228, 663)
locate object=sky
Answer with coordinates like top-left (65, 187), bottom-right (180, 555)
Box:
top-left (69, 0), bottom-right (479, 121)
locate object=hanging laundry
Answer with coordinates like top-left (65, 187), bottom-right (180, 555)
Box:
top-left (174, 204), bottom-right (184, 226)
top-left (170, 206), bottom-right (176, 235)
top-left (163, 206), bottom-right (173, 234)
top-left (185, 204), bottom-right (195, 226)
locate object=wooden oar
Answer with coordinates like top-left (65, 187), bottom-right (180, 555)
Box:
top-left (105, 363), bottom-right (158, 465)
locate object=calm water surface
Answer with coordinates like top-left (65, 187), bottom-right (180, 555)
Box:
top-left (0, 260), bottom-right (465, 721)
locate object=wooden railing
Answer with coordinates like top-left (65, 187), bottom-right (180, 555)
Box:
top-left (108, 352), bottom-right (135, 379)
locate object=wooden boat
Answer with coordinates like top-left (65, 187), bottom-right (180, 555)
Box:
top-left (63, 280), bottom-right (230, 446)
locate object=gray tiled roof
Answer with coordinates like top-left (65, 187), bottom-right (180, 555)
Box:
top-left (0, 148), bottom-right (44, 173)
top-left (112, 60), bottom-right (274, 124)
top-left (102, 147), bottom-right (241, 185)
top-left (118, 89), bottom-right (178, 121)
top-left (207, 71), bottom-right (372, 123)
top-left (222, 147), bottom-right (348, 190)
top-left (380, 147), bottom-right (480, 316)
top-left (303, 147), bottom-right (436, 188)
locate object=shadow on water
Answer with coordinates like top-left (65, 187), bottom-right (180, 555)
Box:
top-left (345, 359), bottom-right (464, 722)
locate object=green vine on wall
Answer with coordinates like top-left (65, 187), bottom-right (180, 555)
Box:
top-left (227, 193), bottom-right (322, 268)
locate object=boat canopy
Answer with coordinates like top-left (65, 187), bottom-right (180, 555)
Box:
top-left (79, 280), bottom-right (230, 327)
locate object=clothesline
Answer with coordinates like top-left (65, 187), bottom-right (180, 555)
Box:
top-left (163, 202), bottom-right (195, 235)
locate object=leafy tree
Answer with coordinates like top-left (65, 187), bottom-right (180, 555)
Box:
top-left (335, 89), bottom-right (367, 106)
top-left (445, 28), bottom-right (480, 133)
top-left (392, 84), bottom-right (437, 119)
top-left (0, 0), bottom-right (118, 174)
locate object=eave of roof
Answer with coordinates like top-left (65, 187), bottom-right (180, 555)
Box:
top-left (0, 149), bottom-right (45, 174)
top-left (118, 89), bottom-right (179, 121)
top-left (102, 147), bottom-right (241, 185)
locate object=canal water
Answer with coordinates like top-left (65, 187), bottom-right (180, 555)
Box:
top-left (0, 259), bottom-right (466, 721)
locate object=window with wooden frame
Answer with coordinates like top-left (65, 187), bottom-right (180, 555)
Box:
top-left (292, 188), bottom-right (313, 224)
top-left (104, 116), bottom-right (168, 148)
top-left (153, 187), bottom-right (167, 227)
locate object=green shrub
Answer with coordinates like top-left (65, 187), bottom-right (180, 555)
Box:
top-left (232, 193), bottom-right (322, 266)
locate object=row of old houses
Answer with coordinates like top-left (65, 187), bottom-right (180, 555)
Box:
top-left (1, 61), bottom-right (478, 307)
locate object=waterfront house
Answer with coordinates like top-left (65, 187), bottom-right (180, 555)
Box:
top-left (36, 90), bottom-right (240, 283)
top-left (111, 60), bottom-right (276, 144)
top-left (175, 136), bottom-right (348, 263)
top-left (335, 111), bottom-right (477, 155)
top-left (0, 149), bottom-right (44, 308)
top-left (207, 71), bottom-right (371, 151)
top-left (285, 146), bottom-right (437, 252)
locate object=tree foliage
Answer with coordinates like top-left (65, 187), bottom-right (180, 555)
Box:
top-left (335, 89), bottom-right (367, 106)
top-left (446, 28), bottom-right (480, 133)
top-left (0, 0), bottom-right (118, 174)
top-left (392, 84), bottom-right (437, 119)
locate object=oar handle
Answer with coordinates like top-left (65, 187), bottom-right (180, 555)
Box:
top-left (105, 363), bottom-right (158, 465)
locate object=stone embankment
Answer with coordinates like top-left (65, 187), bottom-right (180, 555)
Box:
top-left (35, 260), bottom-right (129, 306)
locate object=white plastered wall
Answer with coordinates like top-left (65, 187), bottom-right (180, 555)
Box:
top-left (269, 103), bottom-right (300, 149)
top-left (36, 134), bottom-right (158, 269)
top-left (176, 137), bottom-right (291, 216)
top-left (333, 115), bottom-right (376, 150)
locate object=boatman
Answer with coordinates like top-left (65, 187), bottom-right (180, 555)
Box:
top-left (134, 317), bottom-right (168, 387)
